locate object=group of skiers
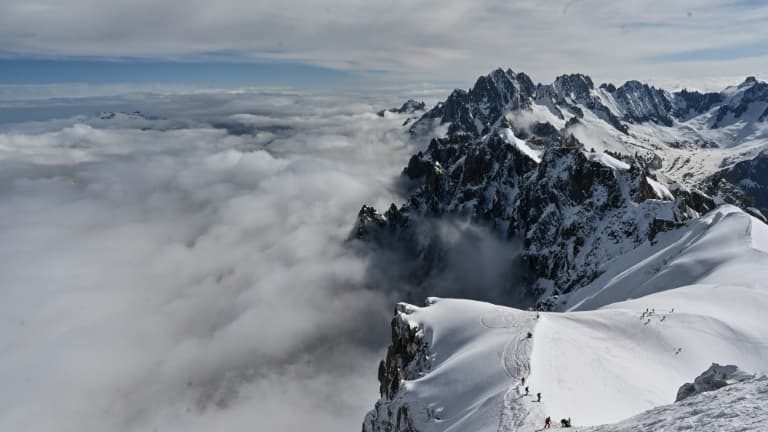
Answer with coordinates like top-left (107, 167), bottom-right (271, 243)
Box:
top-left (641, 307), bottom-right (675, 325)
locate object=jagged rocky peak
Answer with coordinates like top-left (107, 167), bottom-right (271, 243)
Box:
top-left (354, 127), bottom-right (715, 298)
top-left (612, 80), bottom-right (674, 126)
top-left (378, 99), bottom-right (427, 116)
top-left (552, 73), bottom-right (595, 99)
top-left (672, 88), bottom-right (724, 118)
top-left (411, 67), bottom-right (684, 139)
top-left (740, 75), bottom-right (759, 88)
top-left (409, 68), bottom-right (536, 136)
top-left (709, 76), bottom-right (768, 127)
top-left (410, 67), bottom-right (768, 150)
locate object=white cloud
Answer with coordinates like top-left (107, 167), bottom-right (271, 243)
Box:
top-left (0, 90), bottom-right (421, 431)
top-left (0, 1), bottom-right (767, 86)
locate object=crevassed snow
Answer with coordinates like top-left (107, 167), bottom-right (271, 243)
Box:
top-left (383, 206), bottom-right (768, 431)
top-left (498, 128), bottom-right (542, 163)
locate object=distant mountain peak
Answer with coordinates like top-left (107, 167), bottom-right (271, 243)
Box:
top-left (740, 75), bottom-right (759, 88)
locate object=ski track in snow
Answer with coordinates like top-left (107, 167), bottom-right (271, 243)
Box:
top-left (481, 311), bottom-right (543, 432)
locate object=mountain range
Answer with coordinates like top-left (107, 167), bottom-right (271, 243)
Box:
top-left (357, 68), bottom-right (768, 431)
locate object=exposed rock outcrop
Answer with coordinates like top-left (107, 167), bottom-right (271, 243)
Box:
top-left (354, 128), bottom-right (715, 299)
top-left (362, 303), bottom-right (432, 432)
top-left (676, 363), bottom-right (755, 402)
top-left (378, 99), bottom-right (427, 117)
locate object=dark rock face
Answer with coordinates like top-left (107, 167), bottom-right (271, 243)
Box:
top-left (676, 363), bottom-right (755, 402)
top-left (530, 121), bottom-right (557, 136)
top-left (612, 80), bottom-right (674, 126)
top-left (378, 99), bottom-right (427, 117)
top-left (409, 69), bottom-right (535, 136)
top-left (718, 151), bottom-right (768, 217)
top-left (354, 129), bottom-right (713, 296)
top-left (672, 89), bottom-right (724, 118)
top-left (712, 78), bottom-right (768, 127)
top-left (362, 304), bottom-right (431, 432)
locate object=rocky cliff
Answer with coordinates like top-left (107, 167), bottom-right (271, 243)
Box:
top-left (354, 127), bottom-right (715, 302)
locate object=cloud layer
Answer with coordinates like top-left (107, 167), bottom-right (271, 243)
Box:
top-left (0, 1), bottom-right (767, 86)
top-left (0, 90), bottom-right (426, 431)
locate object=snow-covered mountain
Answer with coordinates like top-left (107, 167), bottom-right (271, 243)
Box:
top-left (355, 131), bottom-right (715, 297)
top-left (410, 68), bottom-right (768, 187)
top-left (363, 206), bottom-right (768, 431)
top-left (355, 68), bottom-right (768, 300)
top-left (358, 68), bottom-right (768, 431)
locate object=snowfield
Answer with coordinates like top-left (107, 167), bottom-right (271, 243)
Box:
top-left (577, 375), bottom-right (768, 432)
top-left (372, 205), bottom-right (768, 431)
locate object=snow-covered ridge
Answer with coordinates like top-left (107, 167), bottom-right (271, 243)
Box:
top-left (363, 206), bottom-right (768, 431)
top-left (358, 69), bottom-right (768, 432)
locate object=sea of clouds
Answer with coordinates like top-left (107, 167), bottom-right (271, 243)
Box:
top-left (0, 88), bottom-right (415, 431)
top-left (0, 86), bottom-right (526, 431)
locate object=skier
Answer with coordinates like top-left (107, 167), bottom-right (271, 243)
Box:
top-left (524, 386), bottom-right (529, 396)
top-left (521, 377), bottom-right (526, 386)
top-left (544, 416), bottom-right (551, 429)
top-left (527, 332), bottom-right (533, 339)
top-left (561, 418), bottom-right (572, 427)
top-left (537, 392), bottom-right (542, 402)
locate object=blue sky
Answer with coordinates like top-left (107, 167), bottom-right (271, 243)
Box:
top-left (0, 58), bottom-right (357, 87)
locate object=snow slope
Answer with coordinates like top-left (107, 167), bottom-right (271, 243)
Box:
top-left (364, 298), bottom-right (544, 432)
top-left (577, 375), bottom-right (768, 432)
top-left (365, 205), bottom-right (768, 431)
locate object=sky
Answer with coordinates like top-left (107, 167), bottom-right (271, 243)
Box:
top-left (0, 0), bottom-right (767, 90)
